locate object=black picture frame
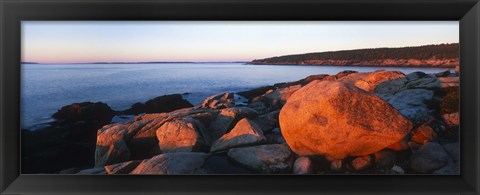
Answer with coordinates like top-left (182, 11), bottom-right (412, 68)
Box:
top-left (1, 0), bottom-right (479, 194)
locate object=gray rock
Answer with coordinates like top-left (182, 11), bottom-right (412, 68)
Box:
top-left (410, 142), bottom-right (450, 173)
top-left (77, 167), bottom-right (107, 174)
top-left (374, 150), bottom-right (397, 168)
top-left (388, 89), bottom-right (435, 125)
top-left (252, 110), bottom-right (280, 133)
top-left (293, 157), bottom-right (314, 174)
top-left (105, 160), bottom-right (141, 174)
top-left (95, 139), bottom-right (131, 167)
top-left (433, 163), bottom-right (459, 175)
top-left (228, 144), bottom-right (293, 174)
top-left (443, 142), bottom-right (459, 163)
top-left (130, 152), bottom-right (208, 174)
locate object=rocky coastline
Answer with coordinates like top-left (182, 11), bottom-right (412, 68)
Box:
top-left (22, 68), bottom-right (460, 175)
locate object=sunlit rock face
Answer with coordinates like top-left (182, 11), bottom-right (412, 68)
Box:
top-left (156, 117), bottom-right (209, 153)
top-left (338, 70), bottom-right (405, 92)
top-left (279, 80), bottom-right (412, 160)
top-left (210, 118), bottom-right (266, 153)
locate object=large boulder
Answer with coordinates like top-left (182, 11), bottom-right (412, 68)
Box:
top-left (410, 142), bottom-right (450, 173)
top-left (209, 107), bottom-right (258, 140)
top-left (52, 102), bottom-right (115, 123)
top-left (201, 93), bottom-right (234, 109)
top-left (228, 144), bottom-right (293, 174)
top-left (156, 117), bottom-right (209, 153)
top-left (339, 70), bottom-right (405, 92)
top-left (279, 81), bottom-right (412, 160)
top-left (144, 94), bottom-right (193, 114)
top-left (210, 118), bottom-right (266, 152)
top-left (130, 152), bottom-right (208, 174)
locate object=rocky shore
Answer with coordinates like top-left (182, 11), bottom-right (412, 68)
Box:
top-left (22, 69), bottom-right (460, 174)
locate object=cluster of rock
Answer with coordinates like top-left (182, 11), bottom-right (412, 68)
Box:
top-left (29, 68), bottom-right (459, 175)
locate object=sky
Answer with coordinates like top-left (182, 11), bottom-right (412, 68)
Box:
top-left (22, 21), bottom-right (459, 64)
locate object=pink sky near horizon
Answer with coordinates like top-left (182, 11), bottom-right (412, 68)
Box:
top-left (22, 21), bottom-right (459, 64)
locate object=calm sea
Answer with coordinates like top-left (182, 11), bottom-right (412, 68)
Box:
top-left (21, 63), bottom-right (451, 130)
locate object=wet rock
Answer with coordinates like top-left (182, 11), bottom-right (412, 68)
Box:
top-left (145, 94), bottom-right (193, 114)
top-left (293, 156), bottom-right (314, 174)
top-left (52, 102), bottom-right (116, 123)
top-left (130, 152), bottom-right (208, 174)
top-left (209, 107), bottom-right (258, 140)
top-left (228, 144), bottom-right (293, 174)
top-left (105, 160), bottom-right (141, 174)
top-left (211, 118), bottom-right (266, 153)
top-left (238, 86), bottom-right (276, 101)
top-left (120, 102), bottom-right (147, 115)
top-left (410, 142), bottom-right (449, 173)
top-left (280, 81), bottom-right (412, 160)
top-left (201, 93), bottom-right (234, 109)
top-left (156, 117), bottom-right (209, 153)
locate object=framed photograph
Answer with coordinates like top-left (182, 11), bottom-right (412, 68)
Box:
top-left (1, 0), bottom-right (479, 194)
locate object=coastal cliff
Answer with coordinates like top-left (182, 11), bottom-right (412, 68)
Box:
top-left (250, 43), bottom-right (459, 67)
top-left (22, 69), bottom-right (460, 174)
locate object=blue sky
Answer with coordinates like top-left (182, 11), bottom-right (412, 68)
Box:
top-left (22, 21), bottom-right (459, 63)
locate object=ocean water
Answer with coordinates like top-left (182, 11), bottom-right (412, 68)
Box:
top-left (21, 63), bottom-right (451, 130)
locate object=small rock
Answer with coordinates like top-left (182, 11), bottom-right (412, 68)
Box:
top-left (252, 110), bottom-right (280, 133)
top-left (374, 150), bottom-right (397, 168)
top-left (265, 133), bottom-right (286, 144)
top-left (410, 142), bottom-right (449, 173)
top-left (443, 112), bottom-right (459, 126)
top-left (433, 163), bottom-right (459, 175)
top-left (293, 157), bottom-right (314, 174)
top-left (411, 124), bottom-right (438, 144)
top-left (351, 155), bottom-right (372, 171)
top-left (228, 144), bottom-right (293, 174)
top-left (238, 86), bottom-right (276, 101)
top-left (391, 165), bottom-right (405, 174)
top-left (330, 159), bottom-right (343, 171)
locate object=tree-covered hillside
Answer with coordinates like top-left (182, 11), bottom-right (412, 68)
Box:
top-left (250, 43), bottom-right (459, 67)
